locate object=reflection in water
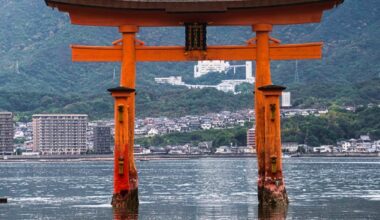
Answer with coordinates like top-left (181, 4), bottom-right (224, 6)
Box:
top-left (258, 204), bottom-right (288, 220)
top-left (113, 207), bottom-right (138, 220)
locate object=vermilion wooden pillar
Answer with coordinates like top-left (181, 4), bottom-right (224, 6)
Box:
top-left (253, 24), bottom-right (273, 204)
top-left (119, 25), bottom-right (139, 196)
top-left (259, 85), bottom-right (288, 207)
top-left (108, 87), bottom-right (138, 210)
top-left (108, 25), bottom-right (139, 210)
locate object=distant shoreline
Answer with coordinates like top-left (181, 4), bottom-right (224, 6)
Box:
top-left (0, 152), bottom-right (379, 162)
top-left (294, 152), bottom-right (380, 158)
top-left (0, 154), bottom-right (256, 162)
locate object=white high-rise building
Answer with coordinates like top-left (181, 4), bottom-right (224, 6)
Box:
top-left (281, 92), bottom-right (292, 107)
top-left (32, 114), bottom-right (88, 155)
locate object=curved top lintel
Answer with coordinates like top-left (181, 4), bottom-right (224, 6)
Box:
top-left (45, 1), bottom-right (343, 27)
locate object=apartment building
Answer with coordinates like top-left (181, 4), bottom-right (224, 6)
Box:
top-left (247, 127), bottom-right (256, 151)
top-left (0, 112), bottom-right (14, 154)
top-left (33, 114), bottom-right (87, 155)
top-left (93, 126), bottom-right (112, 154)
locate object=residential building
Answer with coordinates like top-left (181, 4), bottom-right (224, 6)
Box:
top-left (147, 128), bottom-right (159, 137)
top-left (93, 126), bottom-right (112, 154)
top-left (198, 141), bottom-right (212, 154)
top-left (237, 146), bottom-right (254, 154)
top-left (32, 114), bottom-right (88, 155)
top-left (313, 145), bottom-right (333, 153)
top-left (338, 141), bottom-right (351, 152)
top-left (215, 146), bottom-right (232, 154)
top-left (134, 145), bottom-right (151, 155)
top-left (201, 123), bottom-right (212, 130)
top-left (0, 112), bottom-right (14, 154)
top-left (247, 127), bottom-right (256, 150)
top-left (282, 142), bottom-right (298, 153)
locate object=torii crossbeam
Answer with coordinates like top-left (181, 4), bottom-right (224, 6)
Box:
top-left (71, 42), bottom-right (322, 62)
top-left (45, 0), bottom-right (343, 211)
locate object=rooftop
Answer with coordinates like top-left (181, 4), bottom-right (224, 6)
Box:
top-left (45, 0), bottom-right (343, 26)
top-left (46, 0), bottom-right (343, 12)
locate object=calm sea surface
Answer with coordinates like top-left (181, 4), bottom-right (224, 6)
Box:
top-left (0, 157), bottom-right (379, 219)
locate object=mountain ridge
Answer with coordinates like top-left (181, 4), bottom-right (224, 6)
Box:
top-left (0, 0), bottom-right (379, 119)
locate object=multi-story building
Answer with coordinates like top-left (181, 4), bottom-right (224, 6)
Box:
top-left (281, 92), bottom-right (292, 107)
top-left (32, 114), bottom-right (88, 155)
top-left (194, 60), bottom-right (231, 78)
top-left (0, 112), bottom-right (14, 154)
top-left (247, 127), bottom-right (256, 151)
top-left (93, 126), bottom-right (112, 154)
top-left (154, 76), bottom-right (185, 86)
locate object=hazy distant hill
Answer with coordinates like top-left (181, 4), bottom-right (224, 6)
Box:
top-left (0, 0), bottom-right (379, 119)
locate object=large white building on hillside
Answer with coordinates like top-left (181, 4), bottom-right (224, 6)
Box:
top-left (154, 76), bottom-right (185, 86)
top-left (194, 60), bottom-right (231, 78)
top-left (194, 61), bottom-right (254, 82)
top-left (156, 61), bottom-right (255, 94)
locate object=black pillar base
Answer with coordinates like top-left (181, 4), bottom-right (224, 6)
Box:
top-left (257, 176), bottom-right (264, 204)
top-left (260, 184), bottom-right (289, 208)
top-left (111, 188), bottom-right (139, 211)
top-left (258, 202), bottom-right (288, 219)
top-left (113, 206), bottom-right (138, 220)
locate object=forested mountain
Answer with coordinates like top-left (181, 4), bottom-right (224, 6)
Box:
top-left (0, 0), bottom-right (379, 119)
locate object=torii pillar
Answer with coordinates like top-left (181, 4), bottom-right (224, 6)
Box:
top-left (253, 24), bottom-right (289, 207)
top-left (259, 85), bottom-right (288, 207)
top-left (253, 24), bottom-right (273, 204)
top-left (108, 25), bottom-right (139, 210)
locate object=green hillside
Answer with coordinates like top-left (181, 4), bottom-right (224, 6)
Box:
top-left (0, 0), bottom-right (379, 119)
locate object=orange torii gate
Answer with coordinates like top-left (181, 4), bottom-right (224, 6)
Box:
top-left (45, 0), bottom-right (343, 209)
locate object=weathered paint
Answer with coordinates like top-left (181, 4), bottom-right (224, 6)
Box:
top-left (260, 85), bottom-right (289, 207)
top-left (253, 24), bottom-right (273, 203)
top-left (112, 91), bottom-right (130, 194)
top-left (120, 26), bottom-right (139, 196)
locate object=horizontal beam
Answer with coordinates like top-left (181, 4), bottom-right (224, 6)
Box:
top-left (72, 45), bottom-right (122, 62)
top-left (71, 43), bottom-right (322, 62)
top-left (270, 43), bottom-right (322, 60)
top-left (138, 45), bottom-right (254, 61)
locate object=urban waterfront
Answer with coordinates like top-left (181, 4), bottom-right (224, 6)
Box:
top-left (0, 157), bottom-right (379, 219)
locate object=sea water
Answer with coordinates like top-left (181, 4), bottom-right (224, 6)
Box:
top-left (0, 157), bottom-right (379, 219)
